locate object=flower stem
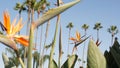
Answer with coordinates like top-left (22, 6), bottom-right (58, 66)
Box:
top-left (18, 57), bottom-right (25, 68)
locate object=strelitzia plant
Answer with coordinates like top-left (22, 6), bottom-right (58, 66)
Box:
top-left (2, 11), bottom-right (29, 48)
top-left (27, 0), bottom-right (80, 68)
top-left (70, 31), bottom-right (81, 44)
top-left (0, 11), bottom-right (29, 68)
top-left (0, 0), bottom-right (80, 68)
top-left (70, 31), bottom-right (90, 54)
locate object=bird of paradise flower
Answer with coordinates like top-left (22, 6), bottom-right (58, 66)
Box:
top-left (0, 11), bottom-right (29, 51)
top-left (70, 31), bottom-right (90, 54)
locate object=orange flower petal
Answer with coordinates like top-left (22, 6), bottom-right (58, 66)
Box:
top-left (10, 17), bottom-right (17, 34)
top-left (76, 31), bottom-right (81, 41)
top-left (3, 11), bottom-right (11, 34)
top-left (15, 37), bottom-right (29, 47)
top-left (70, 37), bottom-right (77, 42)
top-left (12, 18), bottom-right (23, 35)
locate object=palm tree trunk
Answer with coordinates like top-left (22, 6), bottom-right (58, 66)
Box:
top-left (33, 58), bottom-right (35, 68)
top-left (67, 28), bottom-right (71, 56)
top-left (40, 21), bottom-right (50, 68)
top-left (35, 13), bottom-right (41, 68)
top-left (16, 66), bottom-right (18, 68)
top-left (111, 34), bottom-right (114, 46)
top-left (97, 30), bottom-right (99, 40)
top-left (44, 20), bottom-right (50, 52)
top-left (19, 12), bottom-right (21, 19)
top-left (24, 5), bottom-right (31, 67)
top-left (40, 25), bottom-right (43, 68)
top-left (26, 1), bottom-right (31, 35)
top-left (31, 9), bottom-right (34, 23)
top-left (35, 13), bottom-right (40, 49)
top-left (40, 11), bottom-right (45, 68)
top-left (81, 30), bottom-right (86, 67)
top-left (35, 29), bottom-right (38, 49)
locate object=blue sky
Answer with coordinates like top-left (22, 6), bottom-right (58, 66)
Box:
top-left (0, 0), bottom-right (120, 68)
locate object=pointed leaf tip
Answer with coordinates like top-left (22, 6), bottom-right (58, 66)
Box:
top-left (61, 54), bottom-right (78, 68)
top-left (87, 40), bottom-right (106, 68)
top-left (2, 52), bottom-right (9, 66)
top-left (34, 0), bottom-right (80, 29)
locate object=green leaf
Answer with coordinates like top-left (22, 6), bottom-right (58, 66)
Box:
top-left (49, 15), bottom-right (59, 68)
top-left (110, 40), bottom-right (120, 68)
top-left (39, 55), bottom-right (50, 66)
top-left (58, 25), bottom-right (62, 68)
top-left (27, 25), bottom-right (34, 68)
top-left (87, 40), bottom-right (106, 68)
top-left (61, 54), bottom-right (78, 68)
top-left (52, 59), bottom-right (58, 68)
top-left (2, 52), bottom-right (15, 68)
top-left (59, 25), bottom-right (62, 58)
top-left (48, 1), bottom-right (80, 67)
top-left (110, 47), bottom-right (120, 68)
top-left (14, 2), bottom-right (21, 10)
top-left (2, 52), bottom-right (9, 67)
top-left (34, 0), bottom-right (80, 29)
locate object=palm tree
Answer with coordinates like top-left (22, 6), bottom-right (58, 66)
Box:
top-left (107, 25), bottom-right (118, 46)
top-left (34, 0), bottom-right (47, 49)
top-left (32, 51), bottom-right (50, 68)
top-left (14, 2), bottom-right (27, 65)
top-left (14, 2), bottom-right (26, 18)
top-left (34, 0), bottom-right (50, 68)
top-left (33, 51), bottom-right (39, 68)
top-left (93, 23), bottom-right (103, 40)
top-left (81, 24), bottom-right (89, 67)
top-left (82, 24), bottom-right (89, 36)
top-left (66, 22), bottom-right (74, 56)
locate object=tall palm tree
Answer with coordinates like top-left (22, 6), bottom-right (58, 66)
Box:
top-left (14, 2), bottom-right (26, 18)
top-left (14, 2), bottom-right (28, 66)
top-left (15, 1), bottom-right (38, 67)
top-left (107, 25), bottom-right (118, 46)
top-left (14, 3), bottom-right (27, 58)
top-left (93, 23), bottom-right (103, 40)
top-left (66, 22), bottom-right (74, 56)
top-left (34, 0), bottom-right (50, 68)
top-left (81, 24), bottom-right (89, 67)
top-left (33, 51), bottom-right (39, 68)
top-left (82, 24), bottom-right (89, 36)
top-left (32, 51), bottom-right (50, 68)
top-left (34, 0), bottom-right (47, 49)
